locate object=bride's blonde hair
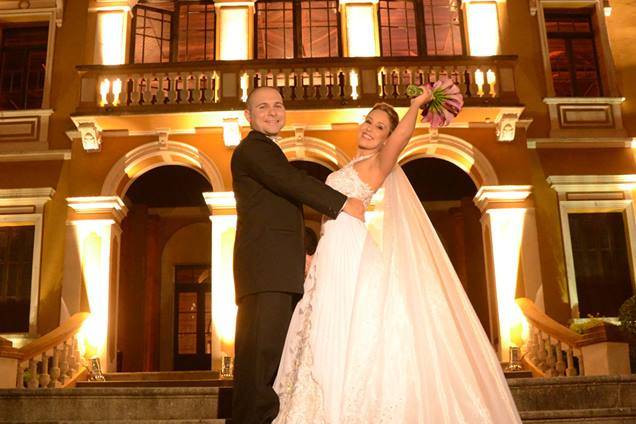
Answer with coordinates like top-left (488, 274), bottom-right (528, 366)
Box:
top-left (369, 103), bottom-right (399, 133)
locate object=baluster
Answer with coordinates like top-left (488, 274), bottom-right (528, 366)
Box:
top-left (325, 70), bottom-right (334, 99)
top-left (142, 74), bottom-right (153, 106)
top-left (486, 68), bottom-right (497, 98)
top-left (166, 73), bottom-right (178, 104)
top-left (192, 72), bottom-right (202, 103)
top-left (555, 342), bottom-right (565, 376)
top-left (481, 67), bottom-right (491, 97)
top-left (301, 71), bottom-right (311, 100)
top-left (337, 70), bottom-right (347, 99)
top-left (536, 330), bottom-right (547, 367)
top-left (49, 346), bottom-right (61, 387)
top-left (389, 70), bottom-right (399, 99)
top-left (212, 72), bottom-right (221, 102)
top-left (68, 337), bottom-right (79, 373)
top-left (343, 68), bottom-right (353, 99)
top-left (155, 74), bottom-right (166, 105)
top-left (577, 352), bottom-right (585, 376)
top-left (16, 364), bottom-right (24, 389)
top-left (130, 74), bottom-right (141, 105)
top-left (312, 71), bottom-right (324, 100)
top-left (566, 346), bottom-right (577, 376)
top-left (545, 337), bottom-right (556, 376)
top-left (27, 358), bottom-right (39, 389)
top-left (39, 352), bottom-right (51, 388)
top-left (59, 341), bottom-right (69, 384)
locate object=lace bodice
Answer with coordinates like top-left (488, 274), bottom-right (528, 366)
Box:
top-left (326, 156), bottom-right (376, 207)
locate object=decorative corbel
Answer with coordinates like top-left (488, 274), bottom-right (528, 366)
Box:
top-left (156, 129), bottom-right (170, 149)
top-left (495, 112), bottom-right (521, 143)
top-left (78, 122), bottom-right (103, 153)
top-left (529, 0), bottom-right (538, 16)
top-left (56, 0), bottom-right (64, 27)
top-left (293, 125), bottom-right (306, 144)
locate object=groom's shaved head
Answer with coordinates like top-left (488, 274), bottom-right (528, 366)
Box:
top-left (246, 86), bottom-right (282, 111)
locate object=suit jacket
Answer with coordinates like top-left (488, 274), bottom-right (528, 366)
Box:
top-left (231, 130), bottom-right (347, 300)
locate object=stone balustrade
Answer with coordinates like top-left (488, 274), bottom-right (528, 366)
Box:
top-left (75, 56), bottom-right (518, 114)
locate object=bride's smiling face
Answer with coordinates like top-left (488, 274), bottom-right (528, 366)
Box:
top-left (357, 109), bottom-right (391, 152)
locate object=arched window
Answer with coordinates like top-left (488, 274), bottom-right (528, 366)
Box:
top-left (131, 1), bottom-right (216, 63)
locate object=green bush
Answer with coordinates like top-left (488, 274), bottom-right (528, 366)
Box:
top-left (619, 295), bottom-right (636, 336)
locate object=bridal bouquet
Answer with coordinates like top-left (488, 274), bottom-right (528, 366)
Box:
top-left (406, 78), bottom-right (464, 128)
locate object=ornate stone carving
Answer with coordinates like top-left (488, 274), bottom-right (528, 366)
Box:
top-left (496, 113), bottom-right (520, 142)
top-left (78, 122), bottom-right (102, 153)
top-left (529, 0), bottom-right (538, 16)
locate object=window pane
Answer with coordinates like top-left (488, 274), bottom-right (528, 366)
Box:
top-left (569, 213), bottom-right (633, 317)
top-left (178, 3), bottom-right (216, 62)
top-left (300, 0), bottom-right (339, 58)
top-left (0, 26), bottom-right (48, 110)
top-left (133, 5), bottom-right (172, 63)
top-left (545, 10), bottom-right (601, 97)
top-left (422, 0), bottom-right (463, 56)
top-left (0, 226), bottom-right (35, 333)
top-left (256, 1), bottom-right (294, 59)
top-left (380, 0), bottom-right (418, 56)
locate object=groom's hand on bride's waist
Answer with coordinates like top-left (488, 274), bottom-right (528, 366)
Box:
top-left (342, 198), bottom-right (365, 222)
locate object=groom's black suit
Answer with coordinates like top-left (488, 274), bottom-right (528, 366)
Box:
top-left (231, 130), bottom-right (347, 424)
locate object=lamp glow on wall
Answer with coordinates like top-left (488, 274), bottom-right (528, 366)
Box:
top-left (204, 191), bottom-right (239, 364)
top-left (465, 1), bottom-right (500, 56)
top-left (486, 207), bottom-right (529, 360)
top-left (218, 6), bottom-right (249, 60)
top-left (96, 11), bottom-right (127, 65)
top-left (73, 220), bottom-right (115, 361)
top-left (345, 3), bottom-right (378, 57)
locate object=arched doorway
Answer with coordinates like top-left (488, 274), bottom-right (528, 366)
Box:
top-left (402, 158), bottom-right (491, 338)
top-left (117, 165), bottom-right (213, 372)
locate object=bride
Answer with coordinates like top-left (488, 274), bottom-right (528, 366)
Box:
top-left (273, 89), bottom-right (522, 423)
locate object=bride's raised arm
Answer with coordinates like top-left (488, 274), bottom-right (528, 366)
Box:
top-left (377, 88), bottom-right (432, 177)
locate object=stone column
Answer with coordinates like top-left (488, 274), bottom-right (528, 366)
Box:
top-left (63, 196), bottom-right (128, 372)
top-left (474, 185), bottom-right (543, 361)
top-left (204, 192), bottom-right (238, 372)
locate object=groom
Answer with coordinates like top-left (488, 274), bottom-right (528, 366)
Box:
top-left (230, 86), bottom-right (365, 424)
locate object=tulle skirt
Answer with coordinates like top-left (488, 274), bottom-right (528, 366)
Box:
top-left (274, 175), bottom-right (521, 423)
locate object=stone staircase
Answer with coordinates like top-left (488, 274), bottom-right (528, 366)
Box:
top-left (1, 374), bottom-right (635, 423)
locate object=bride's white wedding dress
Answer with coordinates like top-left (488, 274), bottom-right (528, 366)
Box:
top-left (273, 155), bottom-right (521, 423)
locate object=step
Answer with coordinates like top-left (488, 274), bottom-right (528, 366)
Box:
top-left (76, 379), bottom-right (232, 388)
top-left (0, 387), bottom-right (221, 422)
top-left (99, 371), bottom-right (221, 381)
top-left (509, 375), bottom-right (636, 411)
top-left (520, 407), bottom-right (636, 423)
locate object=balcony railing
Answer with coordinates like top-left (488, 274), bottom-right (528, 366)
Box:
top-left (75, 56), bottom-right (518, 115)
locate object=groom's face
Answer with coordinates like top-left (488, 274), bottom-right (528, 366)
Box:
top-left (245, 87), bottom-right (286, 136)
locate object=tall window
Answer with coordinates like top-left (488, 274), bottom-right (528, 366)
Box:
top-left (545, 10), bottom-right (602, 97)
top-left (0, 26), bottom-right (48, 110)
top-left (255, 0), bottom-right (341, 59)
top-left (378, 0), bottom-right (464, 57)
top-left (300, 0), bottom-right (340, 58)
top-left (569, 213), bottom-right (633, 316)
top-left (132, 1), bottom-right (216, 64)
top-left (379, 0), bottom-right (419, 56)
top-left (422, 0), bottom-right (463, 56)
top-left (256, 0), bottom-right (294, 59)
top-left (0, 226), bottom-right (35, 334)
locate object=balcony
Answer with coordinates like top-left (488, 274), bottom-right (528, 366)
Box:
top-left (73, 56), bottom-right (520, 135)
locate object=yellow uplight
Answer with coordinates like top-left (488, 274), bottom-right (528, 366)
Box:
top-left (487, 208), bottom-right (527, 361)
top-left (466, 1), bottom-right (500, 56)
top-left (97, 11), bottom-right (126, 65)
top-left (346, 4), bottom-right (378, 57)
top-left (211, 215), bottom-right (238, 349)
top-left (73, 221), bottom-right (113, 361)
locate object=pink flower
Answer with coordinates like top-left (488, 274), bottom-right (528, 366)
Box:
top-left (408, 78), bottom-right (464, 128)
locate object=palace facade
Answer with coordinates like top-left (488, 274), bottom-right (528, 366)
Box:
top-left (0, 0), bottom-right (635, 376)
